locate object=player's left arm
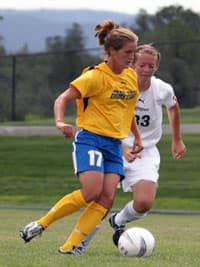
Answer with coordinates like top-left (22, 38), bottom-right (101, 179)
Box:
top-left (167, 102), bottom-right (187, 159)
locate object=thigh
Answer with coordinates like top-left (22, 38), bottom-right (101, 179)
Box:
top-left (131, 180), bottom-right (157, 203)
top-left (79, 170), bottom-right (104, 202)
top-left (97, 173), bottom-right (120, 209)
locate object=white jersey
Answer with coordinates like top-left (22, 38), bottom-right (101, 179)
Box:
top-left (123, 76), bottom-right (177, 148)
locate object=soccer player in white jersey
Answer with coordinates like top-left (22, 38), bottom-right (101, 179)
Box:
top-left (77, 44), bottom-right (186, 251)
top-left (109, 44), bottom-right (187, 245)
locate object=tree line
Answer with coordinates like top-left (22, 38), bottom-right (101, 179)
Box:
top-left (0, 5), bottom-right (200, 121)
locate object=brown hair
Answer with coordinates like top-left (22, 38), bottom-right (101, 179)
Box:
top-left (95, 20), bottom-right (138, 53)
top-left (134, 44), bottom-right (161, 66)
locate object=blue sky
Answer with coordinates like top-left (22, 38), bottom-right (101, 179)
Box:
top-left (0, 0), bottom-right (199, 14)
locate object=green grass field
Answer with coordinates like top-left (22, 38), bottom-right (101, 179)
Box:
top-left (0, 133), bottom-right (200, 266)
top-left (1, 106), bottom-right (200, 125)
top-left (0, 134), bottom-right (199, 211)
top-left (0, 209), bottom-right (200, 267)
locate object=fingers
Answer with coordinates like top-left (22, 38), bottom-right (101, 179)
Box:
top-left (173, 147), bottom-right (187, 159)
top-left (58, 123), bottom-right (74, 138)
top-left (126, 151), bottom-right (141, 162)
top-left (128, 154), bottom-right (141, 162)
top-left (131, 145), bottom-right (143, 154)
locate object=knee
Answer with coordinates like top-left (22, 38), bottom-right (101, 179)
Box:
top-left (97, 193), bottom-right (115, 209)
top-left (104, 194), bottom-right (114, 208)
top-left (82, 187), bottom-right (103, 203)
top-left (134, 199), bottom-right (153, 213)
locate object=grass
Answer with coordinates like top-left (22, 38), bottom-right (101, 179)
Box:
top-left (0, 115), bottom-right (76, 126)
top-left (1, 106), bottom-right (200, 125)
top-left (162, 106), bottom-right (200, 124)
top-left (0, 209), bottom-right (200, 267)
top-left (0, 133), bottom-right (199, 266)
top-left (0, 134), bottom-right (199, 211)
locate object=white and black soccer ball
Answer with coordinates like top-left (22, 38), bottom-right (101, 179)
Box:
top-left (118, 227), bottom-right (155, 257)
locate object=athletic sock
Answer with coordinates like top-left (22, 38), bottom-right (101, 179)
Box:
top-left (38, 189), bottom-right (88, 228)
top-left (60, 202), bottom-right (108, 251)
top-left (115, 200), bottom-right (148, 225)
top-left (79, 223), bottom-right (101, 249)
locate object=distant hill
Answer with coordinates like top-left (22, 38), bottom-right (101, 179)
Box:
top-left (0, 9), bottom-right (135, 53)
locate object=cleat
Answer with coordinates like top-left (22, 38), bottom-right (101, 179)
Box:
top-left (112, 229), bottom-right (125, 247)
top-left (58, 246), bottom-right (83, 255)
top-left (109, 213), bottom-right (125, 231)
top-left (20, 221), bottom-right (44, 243)
top-left (76, 241), bottom-right (87, 254)
top-left (109, 213), bottom-right (125, 247)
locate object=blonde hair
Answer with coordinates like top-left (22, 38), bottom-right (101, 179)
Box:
top-left (95, 20), bottom-right (138, 53)
top-left (134, 44), bottom-right (161, 66)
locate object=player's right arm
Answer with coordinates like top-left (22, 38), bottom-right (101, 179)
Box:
top-left (130, 116), bottom-right (143, 154)
top-left (122, 143), bottom-right (141, 162)
top-left (54, 86), bottom-right (81, 138)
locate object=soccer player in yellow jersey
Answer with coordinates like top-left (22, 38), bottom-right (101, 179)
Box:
top-left (20, 20), bottom-right (143, 254)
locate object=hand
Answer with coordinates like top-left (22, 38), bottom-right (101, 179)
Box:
top-left (172, 140), bottom-right (187, 159)
top-left (131, 137), bottom-right (143, 154)
top-left (124, 148), bottom-right (141, 162)
top-left (56, 121), bottom-right (74, 138)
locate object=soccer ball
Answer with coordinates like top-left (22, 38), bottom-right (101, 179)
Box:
top-left (118, 227), bottom-right (155, 257)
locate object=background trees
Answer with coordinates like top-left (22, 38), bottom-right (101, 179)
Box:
top-left (0, 5), bottom-right (200, 121)
top-left (0, 15), bottom-right (5, 55)
top-left (132, 5), bottom-right (200, 107)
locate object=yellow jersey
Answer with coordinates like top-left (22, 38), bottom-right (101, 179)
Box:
top-left (70, 62), bottom-right (139, 139)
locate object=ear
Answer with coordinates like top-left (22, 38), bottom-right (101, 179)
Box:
top-left (154, 64), bottom-right (159, 73)
top-left (108, 47), bottom-right (115, 56)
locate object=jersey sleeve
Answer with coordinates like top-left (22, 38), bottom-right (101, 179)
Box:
top-left (156, 79), bottom-right (177, 108)
top-left (70, 69), bottom-right (101, 98)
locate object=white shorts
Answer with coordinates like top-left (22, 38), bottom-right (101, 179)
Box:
top-left (122, 146), bottom-right (160, 192)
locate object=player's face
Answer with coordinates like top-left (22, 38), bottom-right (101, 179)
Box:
top-left (134, 53), bottom-right (158, 80)
top-left (109, 41), bottom-right (136, 73)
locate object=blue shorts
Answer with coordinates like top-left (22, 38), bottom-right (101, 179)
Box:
top-left (72, 130), bottom-right (124, 179)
